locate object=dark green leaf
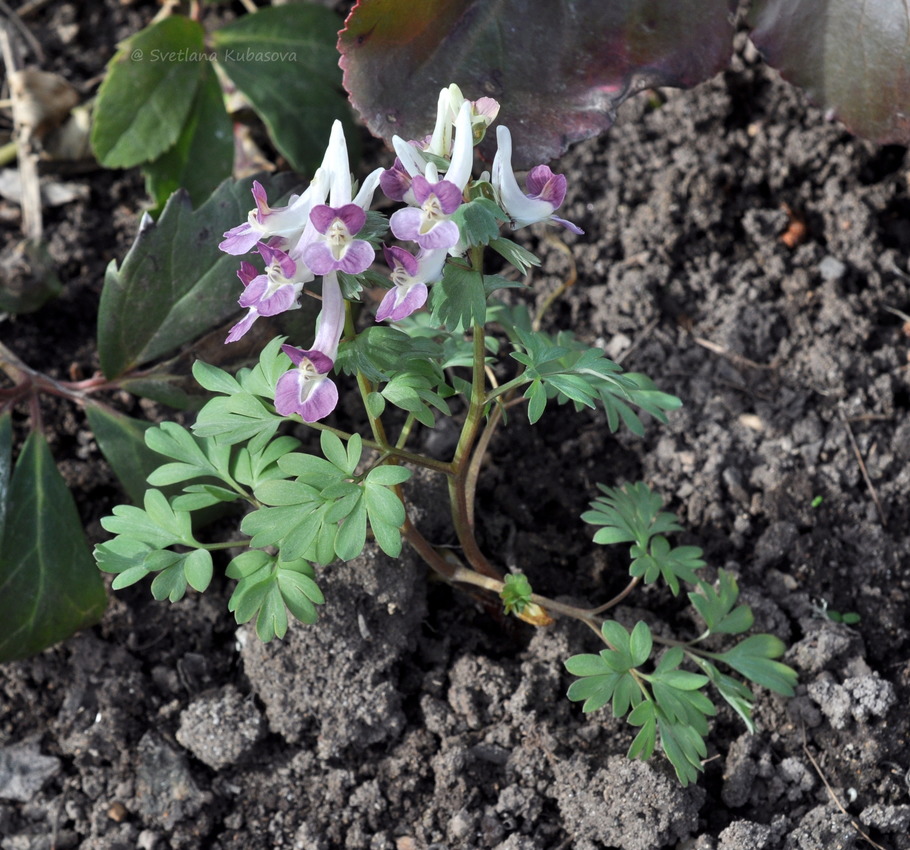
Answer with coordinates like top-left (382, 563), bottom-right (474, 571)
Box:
top-left (143, 60), bottom-right (233, 210)
top-left (688, 570), bottom-right (754, 635)
top-left (320, 430), bottom-right (353, 474)
top-left (584, 482), bottom-right (683, 551)
top-left (334, 497), bottom-right (366, 561)
top-left (213, 4), bottom-right (356, 173)
top-left (193, 360), bottom-right (242, 396)
top-left (0, 413), bottom-right (13, 532)
top-left (256, 582), bottom-right (288, 641)
top-left (451, 197), bottom-right (505, 247)
top-left (489, 237), bottom-right (540, 275)
top-left (0, 432), bottom-right (106, 662)
top-left (365, 465), bottom-right (411, 487)
top-left (183, 548), bottom-right (213, 593)
top-left (91, 16), bottom-right (205, 168)
top-left (85, 405), bottom-right (159, 504)
top-left (363, 479), bottom-right (405, 528)
top-left (98, 174), bottom-right (299, 378)
top-left (629, 621), bottom-right (653, 667)
top-left (151, 560), bottom-right (188, 602)
top-left (277, 563), bottom-right (323, 624)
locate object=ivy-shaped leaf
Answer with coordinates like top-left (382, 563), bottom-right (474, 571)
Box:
top-left (0, 432), bottom-right (107, 662)
top-left (98, 175), bottom-right (299, 378)
top-left (143, 59), bottom-right (233, 210)
top-left (91, 15), bottom-right (205, 168)
top-left (213, 4), bottom-right (358, 173)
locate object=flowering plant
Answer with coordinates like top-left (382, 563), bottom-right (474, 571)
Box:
top-left (94, 85), bottom-right (796, 785)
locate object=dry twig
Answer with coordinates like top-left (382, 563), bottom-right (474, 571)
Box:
top-left (841, 412), bottom-right (887, 527)
top-left (692, 336), bottom-right (777, 371)
top-left (800, 724), bottom-right (889, 850)
top-left (0, 24), bottom-right (42, 240)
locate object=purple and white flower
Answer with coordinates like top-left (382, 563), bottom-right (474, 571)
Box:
top-left (491, 125), bottom-right (583, 234)
top-left (376, 245), bottom-right (446, 322)
top-left (219, 174), bottom-right (329, 256)
top-left (273, 272), bottom-right (345, 422)
top-left (225, 243), bottom-right (308, 343)
top-left (389, 173), bottom-right (463, 251)
top-left (383, 99), bottom-right (476, 206)
top-left (301, 204), bottom-right (374, 275)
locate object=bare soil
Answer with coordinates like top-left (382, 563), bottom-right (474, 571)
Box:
top-left (1, 4), bottom-right (909, 850)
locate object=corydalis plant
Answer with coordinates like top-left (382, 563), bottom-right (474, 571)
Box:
top-left (95, 84), bottom-right (796, 786)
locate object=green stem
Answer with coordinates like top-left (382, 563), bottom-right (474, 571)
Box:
top-left (199, 539), bottom-right (250, 551)
top-left (395, 413), bottom-right (417, 451)
top-left (306, 421), bottom-right (453, 476)
top-left (463, 401), bottom-right (502, 527)
top-left (484, 374), bottom-right (529, 405)
top-left (446, 247), bottom-right (502, 579)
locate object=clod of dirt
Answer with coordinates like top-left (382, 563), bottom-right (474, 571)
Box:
top-left (717, 819), bottom-right (773, 850)
top-left (239, 545), bottom-right (426, 757)
top-left (783, 804), bottom-right (858, 850)
top-left (807, 671), bottom-right (896, 729)
top-left (133, 732), bottom-right (212, 831)
top-left (0, 742), bottom-right (60, 802)
top-left (175, 685), bottom-right (265, 770)
top-left (552, 754), bottom-right (704, 850)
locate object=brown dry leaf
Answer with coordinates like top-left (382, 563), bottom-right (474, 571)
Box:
top-left (780, 203), bottom-right (807, 248)
top-left (9, 69), bottom-right (79, 142)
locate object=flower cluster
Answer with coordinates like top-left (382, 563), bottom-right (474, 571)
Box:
top-left (219, 83), bottom-right (581, 422)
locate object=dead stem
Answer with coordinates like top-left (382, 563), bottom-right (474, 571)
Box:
top-left (841, 412), bottom-right (887, 527)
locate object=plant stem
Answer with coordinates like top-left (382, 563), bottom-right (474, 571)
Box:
top-left (200, 540), bottom-right (250, 551)
top-left (463, 401), bottom-right (502, 527)
top-left (445, 247), bottom-right (502, 580)
top-left (307, 421), bottom-right (453, 475)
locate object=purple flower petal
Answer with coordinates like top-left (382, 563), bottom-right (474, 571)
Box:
top-left (274, 370), bottom-right (305, 416)
top-left (257, 284), bottom-right (297, 317)
top-left (237, 261), bottom-right (258, 287)
top-left (551, 215), bottom-right (584, 235)
top-left (219, 223), bottom-right (259, 255)
top-left (383, 244), bottom-right (419, 277)
top-left (225, 310), bottom-right (258, 343)
top-left (526, 166), bottom-right (567, 208)
top-left (298, 377), bottom-right (339, 422)
top-left (376, 282), bottom-right (428, 322)
top-left (309, 205), bottom-right (337, 235)
top-left (334, 204), bottom-right (366, 236)
top-left (274, 368), bottom-right (338, 422)
top-left (309, 204), bottom-right (367, 237)
top-left (415, 219), bottom-right (459, 251)
top-left (257, 242), bottom-right (296, 278)
top-left (389, 207), bottom-right (423, 243)
top-left (411, 176), bottom-right (462, 214)
top-left (337, 240), bottom-right (375, 275)
top-left (380, 159), bottom-right (411, 202)
top-left (238, 275), bottom-right (269, 308)
top-left (301, 242), bottom-right (338, 276)
top-left (251, 180), bottom-right (269, 223)
top-left (280, 344), bottom-right (333, 373)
